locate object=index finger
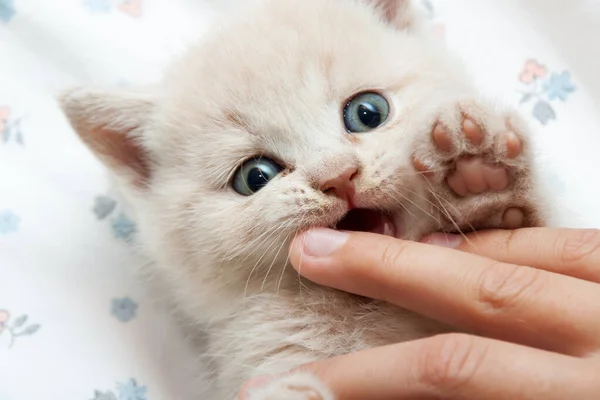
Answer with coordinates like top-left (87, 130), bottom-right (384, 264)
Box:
top-left (290, 229), bottom-right (600, 356)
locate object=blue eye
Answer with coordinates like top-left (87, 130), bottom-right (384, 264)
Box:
top-left (343, 92), bottom-right (390, 133)
top-left (232, 157), bottom-right (283, 196)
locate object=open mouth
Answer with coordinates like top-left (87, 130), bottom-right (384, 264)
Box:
top-left (334, 209), bottom-right (396, 237)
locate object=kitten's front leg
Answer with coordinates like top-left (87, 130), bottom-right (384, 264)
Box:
top-left (412, 99), bottom-right (546, 232)
top-left (243, 372), bottom-right (334, 400)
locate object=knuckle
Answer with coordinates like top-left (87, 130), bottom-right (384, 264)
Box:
top-left (560, 229), bottom-right (600, 266)
top-left (476, 261), bottom-right (544, 315)
top-left (497, 228), bottom-right (521, 254)
top-left (376, 240), bottom-right (412, 304)
top-left (379, 239), bottom-right (410, 272)
top-left (416, 334), bottom-right (485, 393)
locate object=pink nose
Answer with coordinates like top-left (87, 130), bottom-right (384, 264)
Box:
top-left (319, 166), bottom-right (358, 203)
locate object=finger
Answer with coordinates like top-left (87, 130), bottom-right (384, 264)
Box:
top-left (253, 334), bottom-right (596, 400)
top-left (290, 229), bottom-right (600, 356)
top-left (423, 228), bottom-right (600, 283)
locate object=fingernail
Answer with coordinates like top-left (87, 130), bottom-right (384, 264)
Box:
top-left (422, 233), bottom-right (462, 248)
top-left (301, 228), bottom-right (349, 258)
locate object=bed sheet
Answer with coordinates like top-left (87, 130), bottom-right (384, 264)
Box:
top-left (1, 0), bottom-right (600, 399)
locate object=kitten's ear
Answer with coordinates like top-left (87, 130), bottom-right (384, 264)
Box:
top-left (366, 0), bottom-right (420, 31)
top-left (59, 88), bottom-right (156, 188)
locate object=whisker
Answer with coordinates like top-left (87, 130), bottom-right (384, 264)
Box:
top-left (277, 231), bottom-right (298, 294)
top-left (219, 221), bottom-right (281, 267)
top-left (394, 190), bottom-right (440, 223)
top-left (401, 186), bottom-right (449, 220)
top-left (243, 224), bottom-right (290, 297)
top-left (387, 192), bottom-right (418, 221)
top-left (421, 181), bottom-right (478, 250)
top-left (240, 223), bottom-right (285, 262)
top-left (261, 232), bottom-right (290, 290)
top-left (295, 226), bottom-right (312, 304)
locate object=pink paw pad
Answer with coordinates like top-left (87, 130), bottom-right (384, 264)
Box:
top-left (502, 207), bottom-right (525, 229)
top-left (429, 117), bottom-right (523, 197)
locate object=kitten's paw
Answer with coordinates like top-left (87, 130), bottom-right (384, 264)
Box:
top-left (243, 372), bottom-right (335, 400)
top-left (432, 120), bottom-right (521, 198)
top-left (412, 99), bottom-right (543, 230)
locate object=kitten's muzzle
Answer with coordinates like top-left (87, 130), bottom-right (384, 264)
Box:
top-left (319, 164), bottom-right (397, 237)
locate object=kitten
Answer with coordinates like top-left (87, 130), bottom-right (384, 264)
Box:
top-left (60, 0), bottom-right (552, 398)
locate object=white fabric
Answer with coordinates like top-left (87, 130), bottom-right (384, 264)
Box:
top-left (1, 1), bottom-right (599, 399)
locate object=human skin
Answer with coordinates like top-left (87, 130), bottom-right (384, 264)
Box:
top-left (241, 227), bottom-right (600, 399)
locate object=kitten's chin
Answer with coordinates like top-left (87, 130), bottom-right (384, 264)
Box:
top-left (334, 209), bottom-right (401, 238)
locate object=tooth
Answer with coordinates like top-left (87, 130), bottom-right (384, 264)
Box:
top-left (383, 220), bottom-right (395, 237)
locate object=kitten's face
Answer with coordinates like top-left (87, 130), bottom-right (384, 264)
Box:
top-left (62, 0), bottom-right (474, 301)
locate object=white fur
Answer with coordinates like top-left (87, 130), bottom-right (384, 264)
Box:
top-left (60, 1), bottom-right (556, 399)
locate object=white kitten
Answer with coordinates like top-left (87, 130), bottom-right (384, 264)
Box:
top-left (60, 0), bottom-right (553, 398)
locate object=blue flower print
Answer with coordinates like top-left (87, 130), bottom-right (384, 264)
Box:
top-left (0, 210), bottom-right (20, 234)
top-left (111, 213), bottom-right (136, 242)
top-left (117, 379), bottom-right (148, 400)
top-left (93, 196), bottom-right (117, 220)
top-left (111, 297), bottom-right (138, 322)
top-left (532, 101), bottom-right (557, 125)
top-left (0, 0), bottom-right (15, 23)
top-left (91, 379), bottom-right (148, 400)
top-left (0, 107), bottom-right (25, 146)
top-left (543, 71), bottom-right (576, 101)
top-left (0, 310), bottom-right (41, 348)
top-left (85, 0), bottom-right (111, 13)
top-left (93, 195), bottom-right (137, 242)
top-left (91, 391), bottom-right (118, 400)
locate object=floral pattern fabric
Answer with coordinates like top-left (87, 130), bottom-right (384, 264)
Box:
top-left (1, 0), bottom-right (600, 399)
top-left (0, 0), bottom-right (215, 399)
top-left (518, 59), bottom-right (577, 125)
top-left (0, 311), bottom-right (41, 348)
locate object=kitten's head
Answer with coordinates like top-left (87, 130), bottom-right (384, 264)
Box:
top-left (61, 0), bottom-right (472, 311)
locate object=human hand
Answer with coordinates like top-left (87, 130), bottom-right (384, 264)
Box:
top-left (241, 228), bottom-right (600, 399)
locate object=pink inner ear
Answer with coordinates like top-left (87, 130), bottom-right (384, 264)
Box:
top-left (365, 0), bottom-right (414, 30)
top-left (371, 0), bottom-right (399, 20)
top-left (89, 127), bottom-right (150, 187)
